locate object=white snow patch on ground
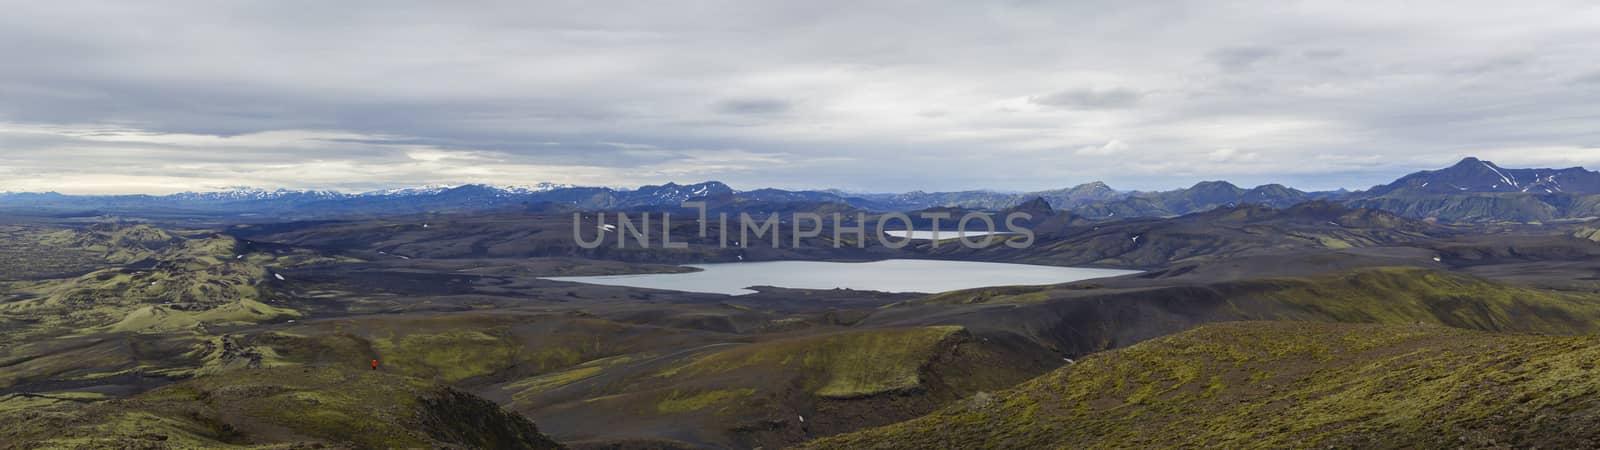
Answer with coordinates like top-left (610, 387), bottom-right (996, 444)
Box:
top-left (1482, 161), bottom-right (1517, 187)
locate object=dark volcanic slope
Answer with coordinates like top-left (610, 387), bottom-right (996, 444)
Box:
top-left (866, 265), bottom-right (1600, 357)
top-left (1, 366), bottom-right (564, 449)
top-left (1345, 157), bottom-right (1600, 222)
top-left (801, 321), bottom-right (1600, 450)
top-left (923, 201), bottom-right (1442, 267)
top-left (1366, 157), bottom-right (1600, 196)
top-left (7, 156), bottom-right (1600, 225)
top-left (11, 213), bottom-right (1600, 449)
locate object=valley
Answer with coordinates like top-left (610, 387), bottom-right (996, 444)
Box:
top-left (6, 158), bottom-right (1600, 448)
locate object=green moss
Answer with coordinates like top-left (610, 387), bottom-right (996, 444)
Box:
top-left (0, 366), bottom-right (560, 449)
top-left (919, 285), bottom-right (1054, 305)
top-left (800, 322), bottom-right (1600, 449)
top-left (504, 353), bottom-right (647, 406)
top-left (106, 299), bottom-right (300, 332)
top-left (373, 330), bottom-right (518, 383)
top-left (0, 227), bottom-right (324, 346)
top-left (1240, 267), bottom-right (1600, 334)
top-left (658, 326), bottom-right (965, 398)
top-left (656, 388), bottom-right (756, 414)
top-left (507, 366), bottom-right (602, 401)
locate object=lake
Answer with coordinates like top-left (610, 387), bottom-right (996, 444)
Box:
top-left (542, 259), bottom-right (1141, 295)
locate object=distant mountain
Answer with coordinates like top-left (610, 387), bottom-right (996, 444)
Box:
top-left (169, 187), bottom-right (346, 202)
top-left (840, 181), bottom-right (1142, 212)
top-left (1366, 157), bottom-right (1600, 196)
top-left (927, 201), bottom-right (1438, 267)
top-left (0, 181), bottom-right (739, 219)
top-left (1073, 182), bottom-right (1315, 219)
top-left (623, 181), bottom-right (734, 206)
top-left (4, 156), bottom-right (1600, 223)
top-left (1032, 181), bottom-right (1123, 208)
top-left (0, 178), bottom-right (1336, 222)
top-left (848, 189), bottom-right (1029, 211)
top-left (1344, 157), bottom-right (1600, 222)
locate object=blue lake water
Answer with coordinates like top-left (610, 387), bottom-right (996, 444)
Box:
top-left (542, 259), bottom-right (1141, 295)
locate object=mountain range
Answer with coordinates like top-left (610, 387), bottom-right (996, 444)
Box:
top-left (5, 157), bottom-right (1600, 222)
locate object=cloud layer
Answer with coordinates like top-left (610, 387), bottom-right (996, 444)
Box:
top-left (1, 1), bottom-right (1599, 194)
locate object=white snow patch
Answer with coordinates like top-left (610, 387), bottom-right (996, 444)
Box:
top-left (1482, 161), bottom-right (1517, 187)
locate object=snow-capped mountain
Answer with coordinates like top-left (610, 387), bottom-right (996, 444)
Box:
top-left (170, 187), bottom-right (347, 202)
top-left (1366, 157), bottom-right (1600, 196)
top-left (362, 184), bottom-right (459, 197)
top-left (623, 181), bottom-right (734, 205)
top-left (494, 182), bottom-right (578, 194)
top-left (8, 157), bottom-right (1600, 223)
top-left (356, 182), bottom-right (575, 197)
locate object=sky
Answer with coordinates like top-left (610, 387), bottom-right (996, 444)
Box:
top-left (2, 0), bottom-right (1600, 195)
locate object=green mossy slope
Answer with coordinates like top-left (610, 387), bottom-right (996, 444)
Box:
top-left (1235, 266), bottom-right (1600, 333)
top-left (0, 366), bottom-right (564, 449)
top-left (654, 326), bottom-right (965, 399)
top-left (801, 321), bottom-right (1600, 449)
top-left (500, 326), bottom-right (1054, 449)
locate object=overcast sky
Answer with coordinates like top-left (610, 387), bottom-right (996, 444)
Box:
top-left (2, 1), bottom-right (1599, 194)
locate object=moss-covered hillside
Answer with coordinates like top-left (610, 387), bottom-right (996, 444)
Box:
top-left (0, 225), bottom-right (352, 346)
top-left (801, 321), bottom-right (1600, 449)
top-left (498, 325), bottom-right (1056, 449)
top-left (0, 366), bottom-right (564, 449)
top-left (896, 266), bottom-right (1600, 358)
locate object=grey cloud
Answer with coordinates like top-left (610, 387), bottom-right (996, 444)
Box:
top-left (1302, 49), bottom-right (1344, 60)
top-left (1029, 88), bottom-right (1143, 109)
top-left (1209, 46), bottom-right (1279, 70)
top-left (714, 98), bottom-right (793, 115)
top-left (1, 0), bottom-right (1599, 194)
top-left (1448, 55), bottom-right (1529, 76)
